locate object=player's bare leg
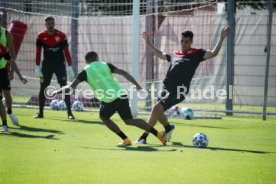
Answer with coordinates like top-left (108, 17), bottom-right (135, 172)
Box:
top-left (135, 102), bottom-right (174, 144)
top-left (99, 116), bottom-right (131, 146)
top-left (123, 118), bottom-right (166, 145)
top-left (0, 96), bottom-right (8, 132)
top-left (3, 90), bottom-right (18, 125)
top-left (157, 108), bottom-right (175, 141)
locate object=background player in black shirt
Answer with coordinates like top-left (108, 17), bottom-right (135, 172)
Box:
top-left (34, 16), bottom-right (75, 119)
top-left (135, 26), bottom-right (231, 144)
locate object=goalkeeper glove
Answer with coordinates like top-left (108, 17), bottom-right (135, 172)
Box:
top-left (67, 66), bottom-right (75, 78)
top-left (35, 65), bottom-right (43, 78)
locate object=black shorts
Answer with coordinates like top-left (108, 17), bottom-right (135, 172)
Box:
top-left (157, 86), bottom-right (186, 111)
top-left (41, 62), bottom-right (67, 86)
top-left (100, 96), bottom-right (133, 120)
top-left (0, 68), bottom-right (11, 95)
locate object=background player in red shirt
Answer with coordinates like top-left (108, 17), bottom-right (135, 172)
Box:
top-left (135, 27), bottom-right (231, 144)
top-left (34, 16), bottom-right (75, 119)
top-left (0, 44), bottom-right (27, 132)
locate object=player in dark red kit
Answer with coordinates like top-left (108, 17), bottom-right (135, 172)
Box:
top-left (0, 24), bottom-right (22, 125)
top-left (34, 16), bottom-right (75, 119)
top-left (0, 43), bottom-right (27, 132)
top-left (135, 27), bottom-right (231, 144)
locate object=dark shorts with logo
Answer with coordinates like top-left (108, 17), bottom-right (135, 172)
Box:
top-left (157, 85), bottom-right (186, 111)
top-left (0, 68), bottom-right (11, 96)
top-left (100, 95), bottom-right (133, 120)
top-left (41, 62), bottom-right (67, 86)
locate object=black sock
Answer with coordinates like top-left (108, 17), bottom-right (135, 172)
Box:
top-left (39, 105), bottom-right (44, 115)
top-left (2, 120), bottom-right (7, 126)
top-left (39, 110), bottom-right (44, 116)
top-left (149, 127), bottom-right (158, 136)
top-left (164, 123), bottom-right (171, 133)
top-left (117, 131), bottom-right (127, 140)
top-left (7, 108), bottom-right (12, 114)
top-left (64, 94), bottom-right (71, 112)
top-left (67, 108), bottom-right (73, 115)
top-left (39, 85), bottom-right (46, 115)
top-left (139, 132), bottom-right (149, 140)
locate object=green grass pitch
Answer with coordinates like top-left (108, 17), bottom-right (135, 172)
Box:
top-left (1, 108), bottom-right (276, 184)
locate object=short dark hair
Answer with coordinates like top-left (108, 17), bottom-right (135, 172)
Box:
top-left (85, 51), bottom-right (98, 62)
top-left (45, 16), bottom-right (55, 22)
top-left (181, 30), bottom-right (193, 41)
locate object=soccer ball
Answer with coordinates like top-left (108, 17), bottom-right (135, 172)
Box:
top-left (50, 99), bottom-right (59, 110)
top-left (193, 133), bottom-right (208, 148)
top-left (1, 98), bottom-right (6, 107)
top-left (165, 106), bottom-right (181, 117)
top-left (164, 108), bottom-right (172, 117)
top-left (58, 100), bottom-right (67, 110)
top-left (72, 100), bottom-right (84, 111)
top-left (171, 106), bottom-right (181, 117)
top-left (181, 107), bottom-right (194, 120)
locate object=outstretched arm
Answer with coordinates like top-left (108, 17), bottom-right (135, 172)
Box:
top-left (53, 79), bottom-right (81, 95)
top-left (203, 26), bottom-right (231, 60)
top-left (113, 68), bottom-right (142, 90)
top-left (143, 32), bottom-right (167, 60)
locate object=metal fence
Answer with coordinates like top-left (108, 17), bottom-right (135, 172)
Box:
top-left (0, 0), bottom-right (275, 119)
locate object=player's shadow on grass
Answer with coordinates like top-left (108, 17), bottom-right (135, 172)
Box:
top-left (0, 132), bottom-right (58, 140)
top-left (171, 142), bottom-right (274, 154)
top-left (174, 122), bottom-right (228, 129)
top-left (81, 146), bottom-right (177, 152)
top-left (46, 117), bottom-right (104, 126)
top-left (123, 146), bottom-right (177, 152)
top-left (9, 125), bottom-right (64, 134)
top-left (71, 119), bottom-right (104, 126)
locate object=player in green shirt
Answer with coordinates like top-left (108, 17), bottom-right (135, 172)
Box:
top-left (53, 51), bottom-right (166, 146)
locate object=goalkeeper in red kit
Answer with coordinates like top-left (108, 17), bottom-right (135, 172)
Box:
top-left (34, 16), bottom-right (75, 119)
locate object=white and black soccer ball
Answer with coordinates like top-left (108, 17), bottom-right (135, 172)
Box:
top-left (72, 100), bottom-right (84, 111)
top-left (50, 99), bottom-right (59, 110)
top-left (165, 106), bottom-right (181, 117)
top-left (181, 108), bottom-right (194, 120)
top-left (171, 106), bottom-right (181, 117)
top-left (2, 98), bottom-right (6, 107)
top-left (164, 108), bottom-right (172, 117)
top-left (58, 100), bottom-right (67, 110)
top-left (193, 133), bottom-right (208, 148)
